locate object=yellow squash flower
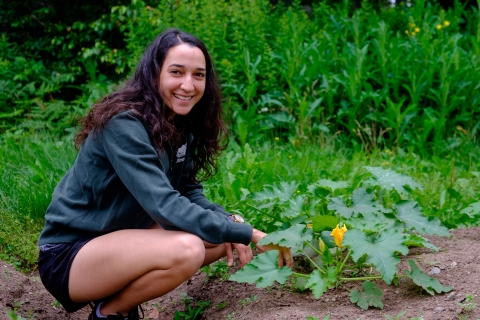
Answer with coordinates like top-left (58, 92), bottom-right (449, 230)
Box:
top-left (330, 224), bottom-right (348, 248)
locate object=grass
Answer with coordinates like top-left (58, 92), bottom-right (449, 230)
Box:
top-left (0, 131), bottom-right (479, 272)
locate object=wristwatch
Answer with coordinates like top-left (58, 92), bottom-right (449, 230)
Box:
top-left (227, 214), bottom-right (245, 223)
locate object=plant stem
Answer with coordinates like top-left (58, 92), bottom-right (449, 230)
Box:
top-left (339, 275), bottom-right (382, 281)
top-left (292, 272), bottom-right (309, 278)
top-left (302, 252), bottom-right (325, 275)
top-left (305, 240), bottom-right (322, 256)
top-left (337, 250), bottom-right (351, 274)
top-left (339, 274), bottom-right (409, 282)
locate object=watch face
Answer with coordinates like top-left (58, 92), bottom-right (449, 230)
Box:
top-left (233, 214), bottom-right (245, 223)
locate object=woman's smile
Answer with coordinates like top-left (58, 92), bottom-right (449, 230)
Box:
top-left (159, 44), bottom-right (206, 116)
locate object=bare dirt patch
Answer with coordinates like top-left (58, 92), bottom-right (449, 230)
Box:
top-left (1, 227), bottom-right (479, 320)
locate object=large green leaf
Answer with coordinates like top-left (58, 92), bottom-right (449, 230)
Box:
top-left (343, 229), bottom-right (408, 284)
top-left (395, 201), bottom-right (450, 236)
top-left (310, 215), bottom-right (339, 232)
top-left (305, 267), bottom-right (337, 299)
top-left (251, 181), bottom-right (297, 203)
top-left (404, 260), bottom-right (453, 295)
top-left (365, 166), bottom-right (423, 193)
top-left (349, 281), bottom-right (384, 310)
top-left (229, 251), bottom-right (292, 288)
top-left (258, 224), bottom-right (312, 249)
top-left (307, 179), bottom-right (349, 193)
top-left (281, 195), bottom-right (305, 218)
top-left (328, 188), bottom-right (391, 219)
top-left (460, 201), bottom-right (480, 219)
top-left (348, 211), bottom-right (398, 233)
top-left (404, 234), bottom-right (439, 251)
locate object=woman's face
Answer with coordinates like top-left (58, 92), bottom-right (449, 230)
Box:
top-left (159, 44), bottom-right (206, 116)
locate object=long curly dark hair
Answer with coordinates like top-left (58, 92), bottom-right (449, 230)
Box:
top-left (74, 28), bottom-right (228, 182)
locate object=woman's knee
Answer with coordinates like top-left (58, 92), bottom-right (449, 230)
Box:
top-left (168, 233), bottom-right (205, 273)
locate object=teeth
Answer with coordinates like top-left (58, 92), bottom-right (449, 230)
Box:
top-left (173, 94), bottom-right (192, 101)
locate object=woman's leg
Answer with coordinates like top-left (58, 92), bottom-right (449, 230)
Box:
top-left (69, 228), bottom-right (206, 316)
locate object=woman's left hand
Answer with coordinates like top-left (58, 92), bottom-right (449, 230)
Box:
top-left (224, 242), bottom-right (253, 268)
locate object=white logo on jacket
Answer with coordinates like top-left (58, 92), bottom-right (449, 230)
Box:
top-left (176, 144), bottom-right (187, 163)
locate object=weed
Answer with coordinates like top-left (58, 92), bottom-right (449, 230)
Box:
top-left (200, 261), bottom-right (229, 282)
top-left (238, 294), bottom-right (257, 306)
top-left (225, 312), bottom-right (236, 320)
top-left (215, 301), bottom-right (228, 309)
top-left (457, 294), bottom-right (477, 314)
top-left (174, 292), bottom-right (210, 320)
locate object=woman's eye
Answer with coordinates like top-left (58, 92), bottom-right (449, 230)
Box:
top-left (170, 70), bottom-right (181, 75)
top-left (196, 73), bottom-right (205, 78)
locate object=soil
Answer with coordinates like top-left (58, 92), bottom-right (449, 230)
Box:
top-left (1, 227), bottom-right (479, 320)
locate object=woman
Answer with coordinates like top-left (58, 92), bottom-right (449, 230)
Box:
top-left (37, 28), bottom-right (293, 320)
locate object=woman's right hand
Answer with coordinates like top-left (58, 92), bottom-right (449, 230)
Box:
top-left (251, 228), bottom-right (294, 268)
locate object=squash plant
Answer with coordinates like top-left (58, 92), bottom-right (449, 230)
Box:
top-left (230, 167), bottom-right (453, 310)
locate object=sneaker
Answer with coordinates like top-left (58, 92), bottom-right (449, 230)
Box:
top-left (88, 302), bottom-right (144, 320)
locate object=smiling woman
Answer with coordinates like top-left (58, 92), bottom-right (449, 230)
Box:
top-left (159, 44), bottom-right (206, 116)
top-left (35, 28), bottom-right (293, 320)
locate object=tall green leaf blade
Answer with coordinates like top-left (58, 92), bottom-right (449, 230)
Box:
top-left (365, 166), bottom-right (423, 193)
top-left (343, 229), bottom-right (408, 284)
top-left (328, 188), bottom-right (391, 219)
top-left (395, 201), bottom-right (450, 236)
top-left (404, 260), bottom-right (453, 295)
top-left (258, 224), bottom-right (312, 248)
top-left (349, 281), bottom-right (384, 310)
top-left (229, 251), bottom-right (292, 288)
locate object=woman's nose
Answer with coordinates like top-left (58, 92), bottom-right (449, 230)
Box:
top-left (181, 76), bottom-right (194, 91)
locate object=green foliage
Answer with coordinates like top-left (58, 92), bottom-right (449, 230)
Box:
top-left (349, 281), bottom-right (384, 310)
top-left (1, 0), bottom-right (480, 156)
top-left (227, 149), bottom-right (473, 309)
top-left (174, 293), bottom-right (210, 320)
top-left (229, 251), bottom-right (292, 288)
top-left (404, 260), bottom-right (452, 295)
top-left (344, 229), bottom-right (408, 284)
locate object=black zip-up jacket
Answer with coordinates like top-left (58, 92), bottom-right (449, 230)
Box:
top-left (38, 112), bottom-right (252, 245)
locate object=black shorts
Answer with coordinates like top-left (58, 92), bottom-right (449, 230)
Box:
top-left (38, 238), bottom-right (93, 313)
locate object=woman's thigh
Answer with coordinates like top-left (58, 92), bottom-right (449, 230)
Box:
top-left (68, 228), bottom-right (205, 302)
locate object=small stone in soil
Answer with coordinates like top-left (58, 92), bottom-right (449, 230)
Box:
top-left (429, 267), bottom-right (441, 275)
top-left (444, 291), bottom-right (456, 301)
top-left (434, 307), bottom-right (444, 312)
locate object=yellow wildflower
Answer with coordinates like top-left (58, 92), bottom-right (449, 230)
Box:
top-left (274, 137), bottom-right (279, 141)
top-left (436, 24), bottom-right (442, 30)
top-left (405, 30), bottom-right (409, 35)
top-left (415, 27), bottom-right (420, 33)
top-left (296, 190), bottom-right (300, 193)
top-left (289, 155), bottom-right (293, 159)
top-left (409, 22), bottom-right (416, 28)
top-left (444, 20), bottom-right (450, 27)
top-left (330, 224), bottom-right (348, 248)
top-left (411, 32), bottom-right (416, 36)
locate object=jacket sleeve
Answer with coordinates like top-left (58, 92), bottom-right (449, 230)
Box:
top-left (101, 113), bottom-right (252, 245)
top-left (176, 143), bottom-right (230, 217)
